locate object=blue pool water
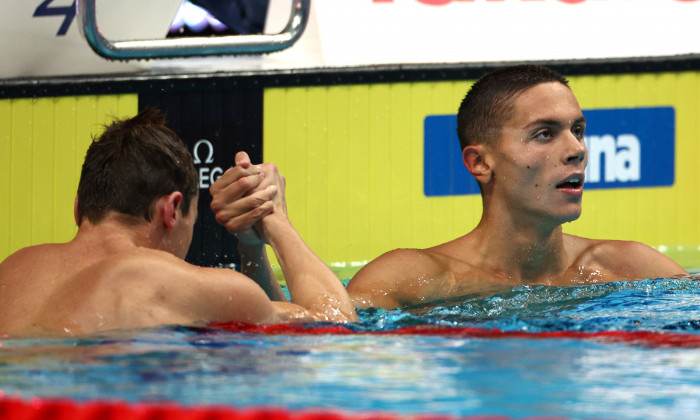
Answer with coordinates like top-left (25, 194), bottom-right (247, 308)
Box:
top-left (1, 278), bottom-right (699, 419)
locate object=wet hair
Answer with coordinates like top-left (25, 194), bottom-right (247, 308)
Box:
top-left (456, 64), bottom-right (570, 150)
top-left (76, 107), bottom-right (198, 225)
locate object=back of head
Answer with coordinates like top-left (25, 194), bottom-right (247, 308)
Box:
top-left (77, 108), bottom-right (198, 225)
top-left (457, 64), bottom-right (570, 150)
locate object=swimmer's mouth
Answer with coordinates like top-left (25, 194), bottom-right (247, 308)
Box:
top-left (556, 176), bottom-right (584, 189)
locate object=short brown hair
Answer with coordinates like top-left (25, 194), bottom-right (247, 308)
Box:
top-left (456, 64), bottom-right (570, 150)
top-left (77, 108), bottom-right (198, 225)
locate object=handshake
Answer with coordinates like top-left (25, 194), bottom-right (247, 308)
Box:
top-left (210, 151), bottom-right (288, 246)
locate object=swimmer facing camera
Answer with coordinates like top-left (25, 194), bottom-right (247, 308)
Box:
top-left (220, 64), bottom-right (688, 310)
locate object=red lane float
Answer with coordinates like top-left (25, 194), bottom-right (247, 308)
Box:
top-left (208, 322), bottom-right (700, 349)
top-left (2, 325), bottom-right (697, 420)
top-left (0, 397), bottom-right (418, 420)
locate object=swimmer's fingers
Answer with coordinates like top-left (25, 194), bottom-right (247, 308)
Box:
top-left (256, 163), bottom-right (287, 216)
top-left (213, 186), bottom-right (277, 234)
top-left (210, 163), bottom-right (265, 213)
top-left (210, 164), bottom-right (262, 196)
top-left (232, 200), bottom-right (273, 246)
top-left (226, 201), bottom-right (275, 241)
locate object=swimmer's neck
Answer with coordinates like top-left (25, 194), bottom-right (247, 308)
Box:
top-left (469, 216), bottom-right (572, 284)
top-left (74, 214), bottom-right (165, 253)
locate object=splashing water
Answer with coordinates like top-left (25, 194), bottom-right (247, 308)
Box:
top-left (356, 278), bottom-right (700, 333)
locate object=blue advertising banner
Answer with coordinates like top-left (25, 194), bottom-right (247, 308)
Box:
top-left (424, 107), bottom-right (675, 196)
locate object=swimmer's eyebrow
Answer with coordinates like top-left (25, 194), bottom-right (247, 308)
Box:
top-left (573, 116), bottom-right (587, 126)
top-left (525, 116), bottom-right (587, 129)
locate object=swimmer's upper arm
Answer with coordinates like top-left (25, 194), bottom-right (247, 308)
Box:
top-left (269, 301), bottom-right (315, 323)
top-left (347, 248), bottom-right (437, 310)
top-left (627, 241), bottom-right (687, 277)
top-left (179, 266), bottom-right (325, 325)
top-left (179, 266), bottom-right (281, 324)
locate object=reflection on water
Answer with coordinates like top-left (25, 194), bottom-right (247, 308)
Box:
top-left (1, 279), bottom-right (699, 419)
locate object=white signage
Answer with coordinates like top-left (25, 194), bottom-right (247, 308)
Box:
top-left (310, 0), bottom-right (700, 66)
top-left (2, 0), bottom-right (700, 80)
top-left (192, 139), bottom-right (223, 189)
top-left (0, 0), bottom-right (179, 79)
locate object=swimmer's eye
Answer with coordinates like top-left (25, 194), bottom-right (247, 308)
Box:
top-left (572, 125), bottom-right (585, 139)
top-left (533, 129), bottom-right (553, 141)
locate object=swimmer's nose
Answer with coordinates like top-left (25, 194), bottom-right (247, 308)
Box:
top-left (563, 135), bottom-right (586, 165)
top-left (565, 148), bottom-right (586, 164)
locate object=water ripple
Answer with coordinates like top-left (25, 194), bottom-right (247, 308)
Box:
top-left (357, 278), bottom-right (700, 333)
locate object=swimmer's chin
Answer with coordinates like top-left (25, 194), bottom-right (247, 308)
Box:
top-left (563, 214), bottom-right (582, 224)
top-left (558, 208), bottom-right (583, 225)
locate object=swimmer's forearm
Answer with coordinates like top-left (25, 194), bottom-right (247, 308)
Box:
top-left (238, 242), bottom-right (287, 302)
top-left (261, 214), bottom-right (358, 322)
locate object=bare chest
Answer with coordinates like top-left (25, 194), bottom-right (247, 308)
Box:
top-left (401, 260), bottom-right (627, 307)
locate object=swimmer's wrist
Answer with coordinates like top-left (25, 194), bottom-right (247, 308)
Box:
top-left (237, 239), bottom-right (265, 253)
top-left (262, 210), bottom-right (291, 227)
top-left (234, 227), bottom-right (266, 248)
top-left (260, 213), bottom-right (294, 244)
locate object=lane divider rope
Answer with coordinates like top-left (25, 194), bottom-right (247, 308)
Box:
top-left (209, 321), bottom-right (700, 348)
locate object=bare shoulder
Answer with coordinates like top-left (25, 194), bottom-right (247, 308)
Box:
top-left (0, 244), bottom-right (71, 333)
top-left (573, 236), bottom-right (687, 279)
top-left (100, 250), bottom-right (277, 324)
top-left (347, 247), bottom-right (446, 309)
top-left (1, 245), bottom-right (278, 335)
top-left (0, 243), bottom-right (65, 272)
top-left (0, 243), bottom-right (73, 302)
top-left (32, 249), bottom-right (278, 334)
top-left (348, 248), bottom-right (443, 288)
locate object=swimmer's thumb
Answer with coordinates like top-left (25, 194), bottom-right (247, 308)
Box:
top-left (234, 151), bottom-right (251, 168)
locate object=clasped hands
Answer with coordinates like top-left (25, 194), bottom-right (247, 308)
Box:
top-left (209, 151), bottom-right (287, 246)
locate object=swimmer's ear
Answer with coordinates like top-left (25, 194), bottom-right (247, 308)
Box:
top-left (162, 191), bottom-right (184, 230)
top-left (463, 145), bottom-right (493, 184)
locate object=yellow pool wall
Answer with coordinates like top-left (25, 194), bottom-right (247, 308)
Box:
top-left (2, 71), bottom-right (700, 273)
top-left (0, 94), bottom-right (138, 259)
